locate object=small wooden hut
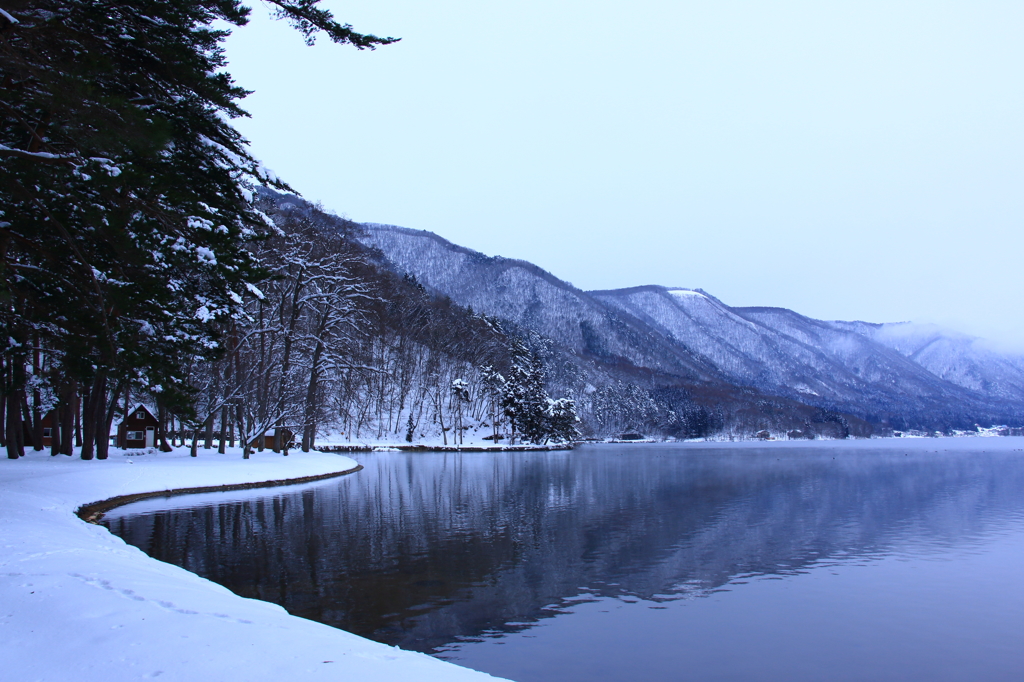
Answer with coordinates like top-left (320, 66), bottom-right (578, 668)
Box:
top-left (248, 428), bottom-right (295, 453)
top-left (39, 410), bottom-right (56, 447)
top-left (117, 405), bottom-right (160, 449)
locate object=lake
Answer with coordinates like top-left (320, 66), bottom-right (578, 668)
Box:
top-left (103, 438), bottom-right (1024, 681)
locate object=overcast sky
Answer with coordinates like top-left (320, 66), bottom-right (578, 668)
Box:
top-left (224, 1), bottom-right (1024, 347)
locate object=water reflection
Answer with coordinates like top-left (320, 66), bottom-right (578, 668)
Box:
top-left (104, 442), bottom-right (1024, 655)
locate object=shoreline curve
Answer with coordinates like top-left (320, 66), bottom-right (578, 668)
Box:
top-left (76, 463), bottom-right (364, 524)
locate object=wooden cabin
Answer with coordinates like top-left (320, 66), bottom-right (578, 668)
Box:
top-left (40, 410), bottom-right (56, 447)
top-left (248, 428), bottom-right (295, 452)
top-left (117, 405), bottom-right (160, 449)
top-left (19, 410), bottom-right (58, 449)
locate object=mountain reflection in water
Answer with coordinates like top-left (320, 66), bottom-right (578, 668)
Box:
top-left (103, 441), bottom-right (1024, 672)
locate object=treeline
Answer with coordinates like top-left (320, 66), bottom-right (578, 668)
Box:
top-left (2, 0), bottom-right (279, 460)
top-left (185, 197), bottom-right (539, 454)
top-left (1, 195), bottom-right (581, 458)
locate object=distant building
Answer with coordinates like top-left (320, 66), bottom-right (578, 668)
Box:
top-left (117, 405), bottom-right (159, 449)
top-left (39, 410), bottom-right (56, 447)
top-left (248, 429), bottom-right (295, 452)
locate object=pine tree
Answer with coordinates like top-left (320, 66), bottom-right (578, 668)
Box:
top-left (0, 1), bottom-right (395, 459)
top-left (544, 397), bottom-right (580, 444)
top-left (480, 365), bottom-right (506, 441)
top-left (501, 341), bottom-right (549, 444)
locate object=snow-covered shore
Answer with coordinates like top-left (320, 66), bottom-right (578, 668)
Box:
top-left (0, 447), bottom-right (507, 682)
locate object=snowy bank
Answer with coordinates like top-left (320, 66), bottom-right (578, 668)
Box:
top-left (0, 447), bottom-right (507, 682)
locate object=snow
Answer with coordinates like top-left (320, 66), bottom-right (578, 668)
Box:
top-left (0, 143), bottom-right (66, 160)
top-left (667, 288), bottom-right (706, 298)
top-left (316, 423), bottom-right (571, 450)
top-left (195, 245), bottom-right (217, 264)
top-left (0, 447), bottom-right (507, 682)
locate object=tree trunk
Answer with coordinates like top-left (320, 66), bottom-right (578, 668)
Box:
top-left (60, 380), bottom-right (75, 456)
top-left (20, 397), bottom-right (37, 451)
top-left (50, 402), bottom-right (61, 456)
top-left (238, 402), bottom-right (249, 459)
top-left (218, 404), bottom-right (228, 454)
top-left (301, 420), bottom-right (314, 452)
top-left (156, 401), bottom-right (172, 452)
top-left (80, 383), bottom-right (95, 460)
top-left (80, 375), bottom-right (108, 460)
top-left (91, 375), bottom-right (107, 457)
top-left (31, 338), bottom-right (43, 450)
top-left (96, 377), bottom-right (120, 461)
top-left (93, 376), bottom-right (106, 459)
top-left (0, 392), bottom-right (6, 448)
top-left (437, 396), bottom-right (447, 446)
top-left (123, 384), bottom-right (130, 438)
top-left (74, 389), bottom-right (82, 447)
top-left (204, 412), bottom-right (214, 449)
top-left (6, 386), bottom-right (23, 459)
top-left (5, 342), bottom-right (26, 457)
top-left (301, 340), bottom-right (324, 453)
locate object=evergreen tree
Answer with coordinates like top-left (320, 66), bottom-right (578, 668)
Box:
top-left (501, 341), bottom-right (549, 444)
top-left (0, 1), bottom-right (395, 459)
top-left (480, 365), bottom-right (506, 441)
top-left (544, 397), bottom-right (580, 444)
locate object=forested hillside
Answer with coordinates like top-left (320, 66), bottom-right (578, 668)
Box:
top-left (4, 190), bottom-right (583, 457)
top-left (186, 195), bottom-right (579, 451)
top-left (359, 223), bottom-right (1024, 436)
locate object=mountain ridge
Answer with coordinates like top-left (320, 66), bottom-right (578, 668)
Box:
top-left (355, 221), bottom-right (1024, 432)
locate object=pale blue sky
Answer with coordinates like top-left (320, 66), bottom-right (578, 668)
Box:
top-left (225, 1), bottom-right (1024, 347)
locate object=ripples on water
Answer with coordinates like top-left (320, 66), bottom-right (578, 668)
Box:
top-left (103, 439), bottom-right (1024, 682)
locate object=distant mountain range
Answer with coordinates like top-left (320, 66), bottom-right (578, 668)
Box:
top-left (357, 222), bottom-right (1024, 431)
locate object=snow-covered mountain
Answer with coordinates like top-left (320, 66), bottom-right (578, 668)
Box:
top-left (833, 321), bottom-right (1024, 401)
top-left (357, 223), bottom-right (1024, 428)
top-left (359, 224), bottom-right (719, 382)
top-left (592, 287), bottom-right (968, 413)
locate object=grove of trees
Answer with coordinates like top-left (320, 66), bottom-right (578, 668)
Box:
top-left (4, 1), bottom-right (583, 460)
top-left (182, 196), bottom-right (580, 454)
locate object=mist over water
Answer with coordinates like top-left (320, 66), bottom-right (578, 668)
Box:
top-left (105, 440), bottom-right (1024, 681)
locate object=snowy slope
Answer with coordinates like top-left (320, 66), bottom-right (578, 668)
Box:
top-left (355, 220), bottom-right (1024, 425)
top-left (593, 287), bottom-right (973, 413)
top-left (832, 321), bottom-right (1024, 400)
top-left (735, 306), bottom-right (966, 400)
top-left (0, 448), bottom-right (506, 682)
top-left (359, 224), bottom-right (719, 381)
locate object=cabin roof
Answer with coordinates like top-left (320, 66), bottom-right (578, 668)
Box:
top-left (119, 405), bottom-right (158, 427)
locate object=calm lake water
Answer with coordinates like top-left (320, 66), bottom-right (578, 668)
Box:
top-left (103, 439), bottom-right (1024, 682)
